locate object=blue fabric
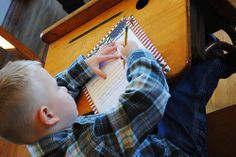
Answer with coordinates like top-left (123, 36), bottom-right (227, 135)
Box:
top-left (157, 58), bottom-right (232, 157)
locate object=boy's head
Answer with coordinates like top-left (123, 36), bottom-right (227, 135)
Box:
top-left (0, 60), bottom-right (78, 144)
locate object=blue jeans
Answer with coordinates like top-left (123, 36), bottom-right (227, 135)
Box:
top-left (157, 58), bottom-right (232, 157)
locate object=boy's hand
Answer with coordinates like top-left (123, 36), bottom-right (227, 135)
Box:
top-left (117, 40), bottom-right (138, 60)
top-left (85, 42), bottom-right (119, 79)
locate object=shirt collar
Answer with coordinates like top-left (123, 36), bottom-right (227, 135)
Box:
top-left (27, 128), bottom-right (73, 157)
top-left (27, 115), bottom-right (99, 156)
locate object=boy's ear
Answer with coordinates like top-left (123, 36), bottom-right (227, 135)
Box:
top-left (39, 106), bottom-right (60, 126)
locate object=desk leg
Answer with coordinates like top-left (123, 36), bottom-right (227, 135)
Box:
top-left (190, 0), bottom-right (206, 63)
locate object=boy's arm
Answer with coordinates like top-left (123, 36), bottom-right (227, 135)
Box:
top-left (55, 44), bottom-right (118, 99)
top-left (55, 55), bottom-right (95, 99)
top-left (93, 49), bottom-right (170, 154)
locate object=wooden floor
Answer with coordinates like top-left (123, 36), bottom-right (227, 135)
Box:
top-left (0, 1), bottom-right (236, 156)
top-left (0, 141), bottom-right (30, 157)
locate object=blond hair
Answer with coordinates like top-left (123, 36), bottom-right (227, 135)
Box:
top-left (0, 60), bottom-right (41, 144)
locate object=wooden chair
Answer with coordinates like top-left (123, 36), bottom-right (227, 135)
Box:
top-left (0, 26), bottom-right (43, 67)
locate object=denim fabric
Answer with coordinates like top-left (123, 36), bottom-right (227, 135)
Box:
top-left (157, 58), bottom-right (232, 157)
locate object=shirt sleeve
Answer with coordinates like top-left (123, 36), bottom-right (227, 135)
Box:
top-left (55, 55), bottom-right (95, 99)
top-left (94, 49), bottom-right (170, 155)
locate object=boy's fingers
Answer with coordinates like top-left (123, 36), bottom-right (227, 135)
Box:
top-left (98, 54), bottom-right (119, 62)
top-left (93, 67), bottom-right (106, 79)
top-left (99, 42), bottom-right (116, 52)
top-left (108, 42), bottom-right (115, 46)
top-left (101, 45), bottom-right (117, 55)
top-left (117, 44), bottom-right (124, 57)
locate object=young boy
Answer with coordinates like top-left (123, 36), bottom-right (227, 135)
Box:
top-left (0, 41), bottom-right (175, 156)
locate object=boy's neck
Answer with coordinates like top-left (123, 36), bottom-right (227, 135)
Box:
top-left (35, 117), bottom-right (76, 143)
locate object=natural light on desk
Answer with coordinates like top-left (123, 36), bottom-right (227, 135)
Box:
top-left (0, 36), bottom-right (15, 49)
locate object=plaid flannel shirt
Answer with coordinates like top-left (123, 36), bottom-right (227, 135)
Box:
top-left (27, 49), bottom-right (188, 157)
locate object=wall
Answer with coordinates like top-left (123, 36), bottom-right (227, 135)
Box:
top-left (2, 0), bottom-right (67, 61)
top-left (0, 0), bottom-right (12, 25)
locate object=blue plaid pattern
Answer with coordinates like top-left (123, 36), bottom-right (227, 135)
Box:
top-left (27, 50), bottom-right (187, 157)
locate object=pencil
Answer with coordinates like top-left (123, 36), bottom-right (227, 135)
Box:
top-left (123, 26), bottom-right (128, 68)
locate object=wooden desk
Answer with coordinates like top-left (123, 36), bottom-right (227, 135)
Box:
top-left (44, 0), bottom-right (190, 114)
